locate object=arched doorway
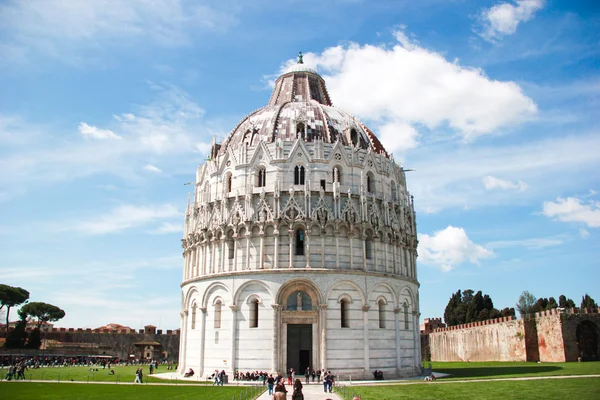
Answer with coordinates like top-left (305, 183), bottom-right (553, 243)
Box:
top-left (276, 279), bottom-right (323, 374)
top-left (577, 321), bottom-right (599, 361)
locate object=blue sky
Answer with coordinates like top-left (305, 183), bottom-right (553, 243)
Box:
top-left (1, 0), bottom-right (598, 330)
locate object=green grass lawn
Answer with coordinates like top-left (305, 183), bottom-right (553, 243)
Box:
top-left (0, 365), bottom-right (212, 384)
top-left (429, 361), bottom-right (600, 380)
top-left (338, 377), bottom-right (600, 400)
top-left (0, 382), bottom-right (264, 400)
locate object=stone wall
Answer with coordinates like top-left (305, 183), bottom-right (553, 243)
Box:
top-left (423, 309), bottom-right (600, 362)
top-left (427, 317), bottom-right (526, 362)
top-left (1, 329), bottom-right (180, 361)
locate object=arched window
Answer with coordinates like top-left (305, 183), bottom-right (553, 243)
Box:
top-left (295, 229), bottom-right (305, 256)
top-left (294, 166), bottom-right (305, 185)
top-left (340, 299), bottom-right (349, 328)
top-left (191, 304), bottom-right (197, 330)
top-left (403, 302), bottom-right (409, 330)
top-left (249, 299), bottom-right (259, 328)
top-left (214, 300), bottom-right (222, 329)
top-left (332, 166), bottom-right (342, 184)
top-left (367, 172), bottom-right (374, 193)
top-left (228, 238), bottom-right (235, 259)
top-left (391, 181), bottom-right (397, 201)
top-left (378, 300), bottom-right (386, 329)
top-left (226, 173), bottom-right (232, 193)
top-left (257, 167), bottom-right (266, 188)
top-left (350, 128), bottom-right (358, 146)
top-left (297, 123), bottom-right (305, 140)
top-left (365, 239), bottom-right (372, 260)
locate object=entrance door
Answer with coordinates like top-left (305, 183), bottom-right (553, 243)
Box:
top-left (286, 324), bottom-right (312, 373)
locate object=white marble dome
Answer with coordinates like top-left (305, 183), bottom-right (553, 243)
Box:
top-left (178, 57), bottom-right (421, 379)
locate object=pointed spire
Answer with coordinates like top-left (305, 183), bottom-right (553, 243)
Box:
top-left (186, 192), bottom-right (191, 215)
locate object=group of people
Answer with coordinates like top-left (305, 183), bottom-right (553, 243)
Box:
top-left (262, 368), bottom-right (335, 399)
top-left (211, 369), bottom-right (227, 385)
top-left (4, 363), bottom-right (27, 381)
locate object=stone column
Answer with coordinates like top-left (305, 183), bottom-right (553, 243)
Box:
top-left (220, 240), bottom-right (226, 273)
top-left (319, 304), bottom-right (328, 370)
top-left (335, 235), bottom-right (340, 269)
top-left (199, 307), bottom-right (207, 376)
top-left (305, 229), bottom-right (311, 268)
top-left (288, 229), bottom-right (294, 268)
top-left (349, 235), bottom-right (354, 270)
top-left (232, 234), bottom-right (238, 272)
top-left (321, 235), bottom-right (325, 268)
top-left (362, 236), bottom-right (367, 271)
top-left (271, 304), bottom-right (282, 372)
top-left (394, 308), bottom-right (401, 375)
top-left (362, 305), bottom-right (370, 377)
top-left (178, 310), bottom-right (189, 374)
top-left (204, 240), bottom-right (209, 275)
top-left (230, 305), bottom-right (239, 374)
top-left (212, 239), bottom-right (218, 274)
top-left (391, 241), bottom-right (397, 274)
top-left (413, 311), bottom-right (420, 370)
top-left (259, 232), bottom-right (265, 269)
top-left (196, 245), bottom-right (202, 276)
top-left (245, 233), bottom-right (251, 270)
top-left (273, 229), bottom-right (279, 269)
top-left (384, 240), bottom-right (389, 273)
top-left (373, 240), bottom-right (378, 272)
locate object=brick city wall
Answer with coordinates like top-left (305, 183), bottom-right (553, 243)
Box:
top-left (423, 309), bottom-right (600, 362)
top-left (0, 327), bottom-right (180, 361)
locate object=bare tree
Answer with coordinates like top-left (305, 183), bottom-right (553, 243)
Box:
top-left (516, 290), bottom-right (537, 318)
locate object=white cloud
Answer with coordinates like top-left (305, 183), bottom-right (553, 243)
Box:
top-left (78, 122), bottom-right (121, 140)
top-left (376, 120), bottom-right (419, 153)
top-left (480, 0), bottom-right (546, 41)
top-left (0, 84), bottom-right (212, 191)
top-left (0, 0), bottom-right (236, 62)
top-left (143, 164), bottom-right (162, 174)
top-left (579, 228), bottom-right (590, 239)
top-left (482, 175), bottom-right (528, 192)
top-left (293, 31), bottom-right (536, 145)
top-left (55, 204), bottom-right (181, 235)
top-left (418, 226), bottom-right (493, 271)
top-left (542, 196), bottom-right (600, 228)
top-left (408, 133), bottom-right (600, 213)
top-left (486, 235), bottom-right (565, 250)
top-left (148, 222), bottom-right (183, 235)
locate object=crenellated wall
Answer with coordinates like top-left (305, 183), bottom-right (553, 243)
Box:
top-left (0, 326), bottom-right (180, 361)
top-left (423, 308), bottom-right (600, 362)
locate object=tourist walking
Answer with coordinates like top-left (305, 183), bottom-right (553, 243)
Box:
top-left (134, 367), bottom-right (143, 383)
top-left (274, 380), bottom-right (288, 399)
top-left (292, 378), bottom-right (304, 400)
top-left (322, 370), bottom-right (328, 393)
top-left (304, 367), bottom-right (310, 384)
top-left (267, 373), bottom-right (275, 395)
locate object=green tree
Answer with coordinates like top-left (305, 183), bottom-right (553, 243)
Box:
top-left (580, 294), bottom-right (598, 310)
top-left (26, 328), bottom-right (41, 349)
top-left (4, 319), bottom-right (27, 348)
top-left (516, 291), bottom-right (537, 318)
top-left (547, 297), bottom-right (558, 310)
top-left (444, 290), bottom-right (463, 326)
top-left (444, 289), bottom-right (507, 326)
top-left (559, 295), bottom-right (576, 309)
top-left (0, 284), bottom-right (30, 338)
top-left (19, 302), bottom-right (66, 329)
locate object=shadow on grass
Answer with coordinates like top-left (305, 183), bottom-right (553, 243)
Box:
top-left (434, 366), bottom-right (563, 379)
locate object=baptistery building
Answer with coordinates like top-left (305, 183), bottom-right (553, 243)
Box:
top-left (179, 56), bottom-right (421, 379)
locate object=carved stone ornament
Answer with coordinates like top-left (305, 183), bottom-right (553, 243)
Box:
top-left (281, 186), bottom-right (306, 221)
